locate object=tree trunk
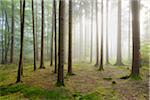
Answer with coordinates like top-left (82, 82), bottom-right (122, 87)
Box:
top-left (1, 9), bottom-right (4, 64)
top-left (131, 0), bottom-right (140, 76)
top-left (128, 1), bottom-right (131, 65)
top-left (84, 14), bottom-right (86, 59)
top-left (68, 0), bottom-right (73, 75)
top-left (115, 0), bottom-right (124, 66)
top-left (39, 0), bottom-right (45, 69)
top-left (32, 0), bottom-right (36, 71)
top-left (57, 0), bottom-right (65, 86)
top-left (95, 0), bottom-right (99, 66)
top-left (16, 0), bottom-right (25, 83)
top-left (4, 11), bottom-right (10, 63)
top-left (90, 2), bottom-right (93, 63)
top-left (50, 0), bottom-right (54, 66)
top-left (54, 0), bottom-right (57, 73)
top-left (105, 0), bottom-right (110, 65)
top-left (35, 0), bottom-right (39, 61)
top-left (99, 0), bottom-right (104, 71)
top-left (10, 0), bottom-right (15, 63)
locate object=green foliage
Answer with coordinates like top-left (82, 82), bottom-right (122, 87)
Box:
top-left (0, 83), bottom-right (72, 100)
top-left (0, 83), bottom-right (26, 96)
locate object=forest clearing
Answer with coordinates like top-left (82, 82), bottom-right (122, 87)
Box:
top-left (0, 0), bottom-right (150, 100)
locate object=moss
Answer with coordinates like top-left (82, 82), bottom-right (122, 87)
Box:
top-left (79, 87), bottom-right (119, 100)
top-left (0, 83), bottom-right (72, 100)
top-left (79, 92), bottom-right (102, 100)
top-left (129, 74), bottom-right (142, 80)
top-left (56, 82), bottom-right (65, 87)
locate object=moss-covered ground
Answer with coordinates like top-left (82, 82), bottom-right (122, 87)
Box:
top-left (0, 62), bottom-right (149, 100)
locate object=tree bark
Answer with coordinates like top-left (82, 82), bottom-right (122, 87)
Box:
top-left (57, 0), bottom-right (65, 86)
top-left (4, 11), bottom-right (10, 63)
top-left (10, 0), bottom-right (15, 63)
top-left (99, 0), bottom-right (104, 71)
top-left (35, 0), bottom-right (39, 61)
top-left (50, 0), bottom-right (54, 66)
top-left (128, 1), bottom-right (131, 64)
top-left (54, 0), bottom-right (57, 73)
top-left (39, 0), bottom-right (45, 69)
top-left (1, 9), bottom-right (4, 64)
top-left (32, 0), bottom-right (36, 71)
top-left (105, 0), bottom-right (110, 65)
top-left (115, 0), bottom-right (124, 66)
top-left (16, 0), bottom-right (25, 83)
top-left (68, 0), bottom-right (73, 75)
top-left (90, 2), bottom-right (93, 63)
top-left (95, 0), bottom-right (99, 66)
top-left (131, 0), bottom-right (140, 76)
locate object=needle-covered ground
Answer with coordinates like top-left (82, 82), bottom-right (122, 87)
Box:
top-left (0, 62), bottom-right (149, 100)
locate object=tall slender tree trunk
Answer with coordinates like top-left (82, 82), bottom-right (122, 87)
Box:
top-left (115, 0), bottom-right (124, 66)
top-left (10, 0), bottom-right (14, 63)
top-left (4, 11), bottom-right (10, 63)
top-left (16, 0), bottom-right (25, 83)
top-left (50, 1), bottom-right (54, 66)
top-left (54, 0), bottom-right (57, 73)
top-left (35, 0), bottom-right (39, 61)
top-left (32, 0), bottom-right (36, 71)
top-left (54, 0), bottom-right (58, 73)
top-left (131, 0), bottom-right (140, 76)
top-left (57, 0), bottom-right (65, 86)
top-left (79, 15), bottom-right (83, 61)
top-left (99, 0), bottom-right (104, 71)
top-left (68, 0), bottom-right (73, 75)
top-left (39, 0), bottom-right (45, 69)
top-left (84, 13), bottom-right (87, 59)
top-left (1, 10), bottom-right (4, 64)
top-left (105, 0), bottom-right (110, 65)
top-left (90, 2), bottom-right (93, 63)
top-left (128, 1), bottom-right (131, 64)
top-left (95, 0), bottom-right (99, 66)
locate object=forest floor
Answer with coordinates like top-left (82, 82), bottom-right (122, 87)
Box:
top-left (0, 62), bottom-right (149, 100)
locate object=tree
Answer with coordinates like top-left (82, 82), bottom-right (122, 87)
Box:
top-left (4, 10), bottom-right (10, 63)
top-left (131, 0), bottom-right (140, 76)
top-left (16, 0), bottom-right (25, 83)
top-left (105, 0), bottom-right (110, 65)
top-left (90, 1), bottom-right (93, 63)
top-left (39, 0), bottom-right (45, 69)
top-left (35, 0), bottom-right (39, 61)
top-left (50, 0), bottom-right (54, 66)
top-left (1, 7), bottom-right (4, 64)
top-left (10, 0), bottom-right (15, 63)
top-left (32, 0), bottom-right (36, 71)
top-left (68, 0), bottom-right (73, 75)
top-left (54, 0), bottom-right (57, 73)
top-left (115, 0), bottom-right (124, 66)
top-left (57, 0), bottom-right (65, 86)
top-left (95, 0), bottom-right (99, 66)
top-left (128, 1), bottom-right (131, 64)
top-left (99, 0), bottom-right (104, 71)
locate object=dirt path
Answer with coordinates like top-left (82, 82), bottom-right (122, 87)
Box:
top-left (23, 63), bottom-right (149, 100)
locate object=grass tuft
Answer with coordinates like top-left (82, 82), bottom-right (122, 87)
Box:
top-left (129, 74), bottom-right (142, 80)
